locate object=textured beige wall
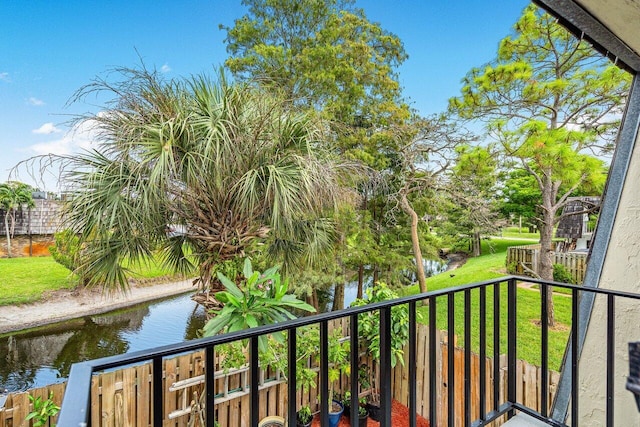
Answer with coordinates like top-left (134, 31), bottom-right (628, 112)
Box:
top-left (578, 130), bottom-right (640, 425)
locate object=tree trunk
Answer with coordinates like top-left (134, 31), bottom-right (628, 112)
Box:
top-left (357, 264), bottom-right (364, 299)
top-left (332, 282), bottom-right (345, 311)
top-left (472, 231), bottom-right (481, 257)
top-left (539, 195), bottom-right (557, 327)
top-left (311, 288), bottom-right (319, 312)
top-left (400, 193), bottom-right (427, 293)
top-left (4, 213), bottom-right (11, 258)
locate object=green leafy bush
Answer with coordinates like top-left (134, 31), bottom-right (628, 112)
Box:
top-left (26, 392), bottom-right (60, 427)
top-left (553, 264), bottom-right (574, 284)
top-left (49, 229), bottom-right (81, 272)
top-left (351, 282), bottom-right (421, 367)
top-left (202, 258), bottom-right (316, 351)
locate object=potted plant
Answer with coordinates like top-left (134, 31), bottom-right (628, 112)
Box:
top-left (296, 405), bottom-right (313, 427)
top-left (325, 330), bottom-right (349, 427)
top-left (357, 397), bottom-right (369, 427)
top-left (366, 393), bottom-right (381, 422)
top-left (341, 391), bottom-right (352, 418)
top-left (327, 400), bottom-right (344, 427)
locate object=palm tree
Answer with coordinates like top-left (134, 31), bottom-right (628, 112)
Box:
top-left (0, 181), bottom-right (34, 257)
top-left (60, 67), bottom-right (344, 293)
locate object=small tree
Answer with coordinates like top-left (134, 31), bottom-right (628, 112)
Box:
top-left (0, 181), bottom-right (34, 258)
top-left (446, 145), bottom-right (500, 257)
top-left (48, 67), bottom-right (343, 294)
top-left (449, 4), bottom-right (629, 325)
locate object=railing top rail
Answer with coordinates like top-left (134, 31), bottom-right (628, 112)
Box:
top-left (520, 276), bottom-right (640, 300)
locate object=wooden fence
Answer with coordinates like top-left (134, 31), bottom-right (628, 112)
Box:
top-left (506, 245), bottom-right (587, 284)
top-left (0, 323), bottom-right (559, 427)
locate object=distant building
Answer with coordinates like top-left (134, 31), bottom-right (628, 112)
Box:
top-left (555, 196), bottom-right (600, 252)
top-left (0, 198), bottom-right (64, 257)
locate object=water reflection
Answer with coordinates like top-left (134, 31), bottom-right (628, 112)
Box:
top-left (0, 292), bottom-right (205, 392)
top-left (336, 258), bottom-right (448, 308)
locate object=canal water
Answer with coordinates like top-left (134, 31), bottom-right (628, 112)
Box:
top-left (0, 259), bottom-right (447, 393)
top-left (0, 292), bottom-right (207, 393)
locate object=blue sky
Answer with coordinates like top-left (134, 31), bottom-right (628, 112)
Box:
top-left (0, 0), bottom-right (529, 190)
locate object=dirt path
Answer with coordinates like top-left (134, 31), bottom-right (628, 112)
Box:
top-left (0, 279), bottom-right (196, 334)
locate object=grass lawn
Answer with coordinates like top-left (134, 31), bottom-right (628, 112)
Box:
top-left (0, 255), bottom-right (180, 306)
top-left (0, 257), bottom-right (77, 305)
top-left (500, 226), bottom-right (540, 241)
top-left (403, 237), bottom-right (571, 371)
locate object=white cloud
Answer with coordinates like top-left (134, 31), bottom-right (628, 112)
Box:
top-left (32, 122), bottom-right (61, 135)
top-left (27, 119), bottom-right (100, 156)
top-left (28, 97), bottom-right (45, 106)
top-left (0, 72), bottom-right (9, 82)
top-left (161, 63), bottom-right (171, 73)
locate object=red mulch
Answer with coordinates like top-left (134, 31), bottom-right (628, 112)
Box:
top-left (311, 400), bottom-right (429, 427)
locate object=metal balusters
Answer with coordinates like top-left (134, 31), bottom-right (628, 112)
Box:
top-left (288, 329), bottom-right (298, 427)
top-left (250, 336), bottom-right (259, 427)
top-left (429, 295), bottom-right (437, 425)
top-left (409, 301), bottom-right (417, 427)
top-left (541, 284), bottom-right (549, 417)
top-left (206, 346), bottom-right (216, 427)
top-left (153, 355), bottom-right (163, 426)
top-left (380, 306), bottom-right (392, 427)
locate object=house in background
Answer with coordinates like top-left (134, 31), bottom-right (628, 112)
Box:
top-left (554, 196), bottom-right (600, 252)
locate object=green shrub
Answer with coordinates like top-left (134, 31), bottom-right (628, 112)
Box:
top-left (351, 282), bottom-right (422, 367)
top-left (506, 261), bottom-right (518, 274)
top-left (26, 392), bottom-right (60, 427)
top-left (553, 264), bottom-right (574, 284)
top-left (49, 229), bottom-right (81, 272)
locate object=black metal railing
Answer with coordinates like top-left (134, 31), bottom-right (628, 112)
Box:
top-left (56, 276), bottom-right (640, 427)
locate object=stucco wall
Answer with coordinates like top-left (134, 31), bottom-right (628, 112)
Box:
top-left (578, 130), bottom-right (640, 425)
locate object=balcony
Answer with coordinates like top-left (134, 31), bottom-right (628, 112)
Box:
top-left (56, 275), bottom-right (640, 426)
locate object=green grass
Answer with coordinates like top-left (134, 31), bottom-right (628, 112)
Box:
top-left (403, 237), bottom-right (571, 370)
top-left (500, 226), bottom-right (540, 240)
top-left (0, 255), bottom-right (180, 306)
top-left (0, 257), bottom-right (77, 305)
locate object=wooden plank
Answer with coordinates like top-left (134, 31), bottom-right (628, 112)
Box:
top-left (91, 374), bottom-right (101, 426)
top-left (12, 392), bottom-right (29, 427)
top-left (177, 353), bottom-right (193, 427)
top-left (416, 323), bottom-right (427, 417)
top-left (102, 371), bottom-right (116, 427)
top-left (114, 369), bottom-right (124, 427)
top-left (218, 400), bottom-right (229, 427)
top-left (234, 393), bottom-right (245, 427)
top-left (137, 363), bottom-right (152, 427)
top-left (441, 343), bottom-right (449, 427)
top-left (164, 358), bottom-right (178, 426)
top-left (524, 364), bottom-right (538, 412)
top-left (122, 367), bottom-right (137, 427)
top-left (516, 360), bottom-right (524, 404)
